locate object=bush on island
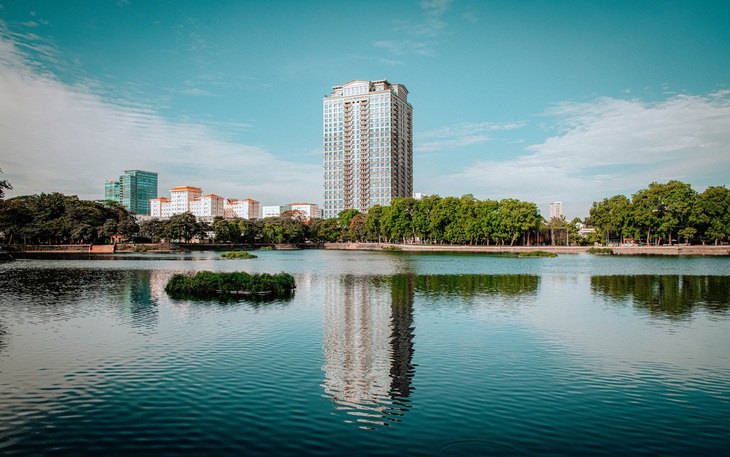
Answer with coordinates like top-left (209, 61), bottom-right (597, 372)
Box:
top-left (587, 247), bottom-right (615, 255)
top-left (220, 251), bottom-right (257, 259)
top-left (165, 271), bottom-right (295, 298)
top-left (517, 250), bottom-right (557, 258)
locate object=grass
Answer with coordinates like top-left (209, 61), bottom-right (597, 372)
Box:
top-left (165, 271), bottom-right (296, 299)
top-left (587, 247), bottom-right (615, 255)
top-left (518, 250), bottom-right (557, 258)
top-left (259, 246), bottom-right (273, 251)
top-left (220, 251), bottom-right (258, 259)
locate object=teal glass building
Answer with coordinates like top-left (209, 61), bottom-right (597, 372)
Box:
top-left (119, 170), bottom-right (158, 215)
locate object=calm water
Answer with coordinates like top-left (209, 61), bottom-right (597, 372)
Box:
top-left (1, 251), bottom-right (729, 456)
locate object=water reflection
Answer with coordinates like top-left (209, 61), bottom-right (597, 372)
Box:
top-left (591, 275), bottom-right (730, 318)
top-left (0, 267), bottom-right (160, 329)
top-left (415, 274), bottom-right (539, 298)
top-left (321, 275), bottom-right (416, 429)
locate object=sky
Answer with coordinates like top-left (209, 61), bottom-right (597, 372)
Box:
top-left (1, 0), bottom-right (729, 219)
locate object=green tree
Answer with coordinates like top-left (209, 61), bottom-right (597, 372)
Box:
top-left (589, 194), bottom-right (632, 244)
top-left (165, 212), bottom-right (204, 242)
top-left (692, 186), bottom-right (730, 245)
top-left (0, 168), bottom-right (11, 200)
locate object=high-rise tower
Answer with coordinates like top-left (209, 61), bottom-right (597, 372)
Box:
top-left (119, 170), bottom-right (158, 215)
top-left (322, 80), bottom-right (413, 219)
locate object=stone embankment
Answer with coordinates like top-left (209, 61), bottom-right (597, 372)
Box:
top-left (324, 243), bottom-right (730, 256)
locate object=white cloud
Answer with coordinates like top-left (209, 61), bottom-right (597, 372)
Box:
top-left (416, 121), bottom-right (526, 152)
top-left (431, 94), bottom-right (730, 218)
top-left (0, 30), bottom-right (320, 206)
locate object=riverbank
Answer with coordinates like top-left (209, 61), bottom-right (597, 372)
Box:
top-left (4, 242), bottom-right (729, 256)
top-left (321, 242), bottom-right (730, 256)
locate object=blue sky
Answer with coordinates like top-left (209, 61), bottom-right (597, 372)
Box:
top-left (1, 0), bottom-right (729, 218)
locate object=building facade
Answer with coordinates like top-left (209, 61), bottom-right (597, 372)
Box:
top-left (290, 203), bottom-right (319, 221)
top-left (150, 187), bottom-right (259, 221)
top-left (262, 205), bottom-right (292, 218)
top-left (549, 201), bottom-right (564, 220)
top-left (224, 198), bottom-right (260, 220)
top-left (118, 170), bottom-right (158, 215)
top-left (322, 79), bottom-right (413, 219)
top-left (104, 180), bottom-right (120, 203)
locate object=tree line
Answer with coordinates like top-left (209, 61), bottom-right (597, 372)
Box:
top-left (1, 176), bottom-right (727, 246)
top-left (589, 180), bottom-right (730, 245)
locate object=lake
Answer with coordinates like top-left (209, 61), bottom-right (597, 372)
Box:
top-left (1, 250), bottom-right (729, 456)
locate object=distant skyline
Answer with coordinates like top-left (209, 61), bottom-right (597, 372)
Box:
top-left (1, 0), bottom-right (729, 219)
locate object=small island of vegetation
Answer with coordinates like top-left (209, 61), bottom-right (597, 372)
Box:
top-left (518, 250), bottom-right (557, 258)
top-left (587, 247), bottom-right (615, 255)
top-left (220, 251), bottom-right (257, 259)
top-left (165, 271), bottom-right (295, 299)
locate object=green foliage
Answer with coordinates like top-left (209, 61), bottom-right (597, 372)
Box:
top-left (0, 192), bottom-right (138, 244)
top-left (165, 271), bottom-right (296, 298)
top-left (588, 181), bottom-right (730, 246)
top-left (0, 168), bottom-right (12, 200)
top-left (259, 246), bottom-right (273, 251)
top-left (381, 245), bottom-right (402, 251)
top-left (220, 251), bottom-right (257, 259)
top-left (587, 247), bottom-right (615, 255)
top-left (517, 250), bottom-right (557, 258)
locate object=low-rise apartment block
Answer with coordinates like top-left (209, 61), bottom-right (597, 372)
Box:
top-left (150, 186), bottom-right (259, 221)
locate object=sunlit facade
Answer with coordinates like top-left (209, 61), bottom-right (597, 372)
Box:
top-left (323, 80), bottom-right (413, 219)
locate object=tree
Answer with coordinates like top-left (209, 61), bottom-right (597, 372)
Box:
top-left (497, 199), bottom-right (541, 246)
top-left (692, 186), bottom-right (730, 245)
top-left (165, 212), bottom-right (204, 242)
top-left (0, 168), bottom-right (11, 200)
top-left (589, 195), bottom-right (632, 245)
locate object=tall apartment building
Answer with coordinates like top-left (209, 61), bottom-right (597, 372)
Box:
top-left (549, 201), bottom-right (564, 220)
top-left (118, 170), bottom-right (158, 215)
top-left (322, 79), bottom-right (413, 219)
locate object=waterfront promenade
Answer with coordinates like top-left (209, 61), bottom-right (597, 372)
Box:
top-left (6, 243), bottom-right (729, 256)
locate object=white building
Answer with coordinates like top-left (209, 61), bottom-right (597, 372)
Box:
top-left (170, 186), bottom-right (202, 214)
top-left (323, 79), bottom-right (413, 219)
top-left (262, 205), bottom-right (291, 218)
top-left (150, 187), bottom-right (259, 221)
top-left (224, 198), bottom-right (260, 220)
top-left (290, 202), bottom-right (319, 220)
top-left (150, 197), bottom-right (171, 219)
top-left (549, 201), bottom-right (564, 220)
top-left (190, 194), bottom-right (225, 221)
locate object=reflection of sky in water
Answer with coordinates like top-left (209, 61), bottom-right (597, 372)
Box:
top-left (0, 254), bottom-right (729, 455)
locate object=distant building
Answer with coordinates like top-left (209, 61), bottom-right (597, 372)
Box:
top-left (549, 201), bottom-right (564, 220)
top-left (118, 170), bottom-right (158, 215)
top-left (190, 194), bottom-right (225, 222)
top-left (262, 205), bottom-right (291, 218)
top-left (290, 202), bottom-right (319, 220)
top-left (224, 198), bottom-right (260, 220)
top-left (262, 203), bottom-right (319, 220)
top-left (151, 186), bottom-right (258, 221)
top-left (169, 186), bottom-right (202, 214)
top-left (105, 180), bottom-right (120, 203)
top-left (323, 79), bottom-right (413, 218)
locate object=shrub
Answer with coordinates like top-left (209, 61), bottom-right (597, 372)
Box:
top-left (220, 251), bottom-right (257, 259)
top-left (518, 250), bottom-right (557, 258)
top-left (165, 271), bottom-right (295, 299)
top-left (587, 247), bottom-right (615, 255)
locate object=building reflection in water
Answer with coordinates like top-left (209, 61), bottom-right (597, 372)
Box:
top-left (321, 275), bottom-right (415, 429)
top-left (114, 270), bottom-right (161, 331)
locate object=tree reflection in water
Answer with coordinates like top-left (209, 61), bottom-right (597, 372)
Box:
top-left (591, 275), bottom-right (730, 318)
